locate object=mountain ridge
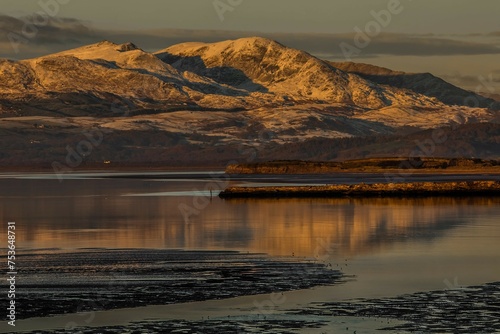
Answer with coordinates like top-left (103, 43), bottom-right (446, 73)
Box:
top-left (158, 37), bottom-right (443, 109)
top-left (1, 37), bottom-right (499, 167)
top-left (330, 61), bottom-right (499, 109)
top-left (1, 37), bottom-right (497, 114)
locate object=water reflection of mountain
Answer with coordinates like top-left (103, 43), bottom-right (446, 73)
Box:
top-left (2, 177), bottom-right (498, 258)
top-left (218, 197), bottom-right (500, 257)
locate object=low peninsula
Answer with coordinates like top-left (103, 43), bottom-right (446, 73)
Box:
top-left (220, 158), bottom-right (500, 198)
top-left (225, 158), bottom-right (500, 175)
top-left (219, 181), bottom-right (500, 198)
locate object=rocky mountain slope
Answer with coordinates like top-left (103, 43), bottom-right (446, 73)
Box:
top-left (330, 61), bottom-right (500, 109)
top-left (0, 37), bottom-right (499, 167)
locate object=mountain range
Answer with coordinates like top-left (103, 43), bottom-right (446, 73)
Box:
top-left (0, 37), bottom-right (499, 168)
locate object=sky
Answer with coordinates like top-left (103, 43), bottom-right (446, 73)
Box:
top-left (1, 0), bottom-right (499, 94)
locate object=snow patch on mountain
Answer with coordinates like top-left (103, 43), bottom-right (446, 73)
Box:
top-left (354, 106), bottom-right (497, 128)
top-left (0, 36), bottom-right (497, 135)
top-left (159, 37), bottom-right (453, 110)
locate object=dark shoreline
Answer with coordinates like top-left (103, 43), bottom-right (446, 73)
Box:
top-left (19, 281), bottom-right (500, 334)
top-left (225, 158), bottom-right (500, 175)
top-left (296, 281), bottom-right (500, 333)
top-left (2, 157), bottom-right (500, 174)
top-left (13, 249), bottom-right (342, 320)
top-left (219, 181), bottom-right (500, 198)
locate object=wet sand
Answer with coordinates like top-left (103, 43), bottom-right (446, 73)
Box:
top-left (3, 249), bottom-right (342, 333)
top-left (13, 281), bottom-right (500, 333)
top-left (296, 281), bottom-right (500, 333)
top-left (5, 248), bottom-right (500, 333)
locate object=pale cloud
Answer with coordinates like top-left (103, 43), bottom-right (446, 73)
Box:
top-left (1, 14), bottom-right (500, 60)
top-left (0, 14), bottom-right (99, 58)
top-left (440, 70), bottom-right (500, 95)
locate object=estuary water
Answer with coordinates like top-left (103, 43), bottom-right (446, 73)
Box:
top-left (0, 172), bottom-right (499, 332)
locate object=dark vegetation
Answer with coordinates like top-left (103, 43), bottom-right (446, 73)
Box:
top-left (1, 123), bottom-right (499, 170)
top-left (219, 181), bottom-right (500, 198)
top-left (226, 158), bottom-right (500, 174)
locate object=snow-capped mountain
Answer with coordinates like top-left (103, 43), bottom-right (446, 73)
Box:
top-left (1, 37), bottom-right (495, 114)
top-left (330, 61), bottom-right (499, 109)
top-left (0, 37), bottom-right (499, 166)
top-left (158, 37), bottom-right (445, 110)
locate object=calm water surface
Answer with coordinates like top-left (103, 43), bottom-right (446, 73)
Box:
top-left (1, 172), bottom-right (499, 299)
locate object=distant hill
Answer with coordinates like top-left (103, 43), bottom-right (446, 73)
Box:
top-left (0, 37), bottom-right (499, 168)
top-left (329, 62), bottom-right (500, 110)
top-left (225, 157), bottom-right (500, 174)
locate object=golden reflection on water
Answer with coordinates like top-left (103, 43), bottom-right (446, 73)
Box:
top-left (2, 189), bottom-right (498, 258)
top-left (215, 197), bottom-right (499, 257)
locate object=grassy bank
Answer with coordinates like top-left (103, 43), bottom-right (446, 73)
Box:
top-left (219, 181), bottom-right (500, 198)
top-left (226, 158), bottom-right (500, 174)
